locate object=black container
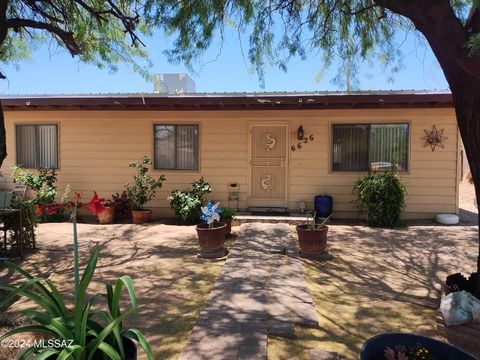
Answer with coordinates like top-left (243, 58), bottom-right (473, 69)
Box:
top-left (360, 333), bottom-right (477, 360)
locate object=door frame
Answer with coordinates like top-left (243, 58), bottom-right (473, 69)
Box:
top-left (247, 122), bottom-right (289, 208)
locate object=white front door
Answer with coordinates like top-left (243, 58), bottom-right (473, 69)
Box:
top-left (248, 124), bottom-right (288, 208)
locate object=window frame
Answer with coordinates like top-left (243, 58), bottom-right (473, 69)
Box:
top-left (15, 123), bottom-right (59, 169)
top-left (153, 123), bottom-right (200, 171)
top-left (330, 122), bottom-right (410, 173)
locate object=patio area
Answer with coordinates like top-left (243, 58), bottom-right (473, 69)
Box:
top-left (0, 181), bottom-right (478, 360)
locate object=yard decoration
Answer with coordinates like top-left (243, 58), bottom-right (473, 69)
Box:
top-left (125, 156), bottom-right (166, 224)
top-left (0, 191), bottom-right (154, 360)
top-left (296, 212), bottom-right (331, 256)
top-left (196, 201), bottom-right (227, 258)
top-left (219, 206), bottom-right (236, 236)
top-left (353, 170), bottom-right (407, 228)
top-left (422, 125), bottom-right (447, 152)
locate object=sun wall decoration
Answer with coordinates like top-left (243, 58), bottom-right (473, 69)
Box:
top-left (422, 125), bottom-right (447, 151)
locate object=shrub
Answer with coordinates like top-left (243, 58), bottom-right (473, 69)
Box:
top-left (125, 156), bottom-right (166, 210)
top-left (168, 177), bottom-right (212, 225)
top-left (353, 170), bottom-right (407, 227)
top-left (219, 206), bottom-right (236, 220)
top-left (12, 166), bottom-right (58, 205)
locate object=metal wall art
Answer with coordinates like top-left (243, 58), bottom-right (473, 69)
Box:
top-left (422, 125), bottom-right (447, 151)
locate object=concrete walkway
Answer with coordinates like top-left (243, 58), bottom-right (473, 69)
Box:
top-left (179, 223), bottom-right (319, 360)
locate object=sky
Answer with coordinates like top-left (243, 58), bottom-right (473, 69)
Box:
top-left (0, 28), bottom-right (449, 95)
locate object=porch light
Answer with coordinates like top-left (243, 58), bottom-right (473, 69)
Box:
top-left (297, 126), bottom-right (304, 140)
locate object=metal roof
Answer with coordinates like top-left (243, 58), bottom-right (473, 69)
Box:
top-left (0, 90), bottom-right (454, 111)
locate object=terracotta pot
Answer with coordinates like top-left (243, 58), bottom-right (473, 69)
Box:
top-left (98, 206), bottom-right (115, 224)
top-left (196, 222), bottom-right (226, 253)
top-left (35, 204), bottom-right (45, 218)
top-left (220, 218), bottom-right (232, 236)
top-left (296, 224), bottom-right (328, 255)
top-left (131, 209), bottom-right (152, 224)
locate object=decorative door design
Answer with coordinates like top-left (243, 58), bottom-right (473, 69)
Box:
top-left (249, 125), bottom-right (288, 207)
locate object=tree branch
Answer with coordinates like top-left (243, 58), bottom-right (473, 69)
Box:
top-left (6, 18), bottom-right (80, 55)
top-left (375, 0), bottom-right (480, 81)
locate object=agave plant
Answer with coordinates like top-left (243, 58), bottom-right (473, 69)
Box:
top-left (0, 192), bottom-right (154, 359)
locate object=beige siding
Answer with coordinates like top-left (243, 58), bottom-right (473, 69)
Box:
top-left (2, 107), bottom-right (459, 219)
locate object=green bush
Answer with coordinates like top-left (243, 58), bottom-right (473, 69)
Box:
top-left (12, 166), bottom-right (58, 205)
top-left (219, 206), bottom-right (236, 220)
top-left (353, 170), bottom-right (407, 227)
top-left (168, 177), bottom-right (212, 225)
top-left (125, 156), bottom-right (166, 210)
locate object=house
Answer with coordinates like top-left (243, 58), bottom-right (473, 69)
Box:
top-left (1, 90), bottom-right (459, 219)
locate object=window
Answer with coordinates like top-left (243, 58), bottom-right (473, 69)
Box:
top-left (154, 124), bottom-right (199, 170)
top-left (332, 123), bottom-right (409, 172)
top-left (16, 124), bottom-right (58, 168)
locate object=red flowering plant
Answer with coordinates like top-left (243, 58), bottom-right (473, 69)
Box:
top-left (0, 191), bottom-right (154, 359)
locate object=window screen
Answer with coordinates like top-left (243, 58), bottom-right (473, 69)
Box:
top-left (16, 124), bottom-right (58, 168)
top-left (154, 125), bottom-right (199, 170)
top-left (332, 123), bottom-right (408, 172)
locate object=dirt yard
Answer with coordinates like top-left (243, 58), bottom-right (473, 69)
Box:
top-left (0, 223), bottom-right (236, 360)
top-left (1, 183), bottom-right (478, 360)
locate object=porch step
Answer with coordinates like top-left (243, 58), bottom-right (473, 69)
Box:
top-left (234, 213), bottom-right (308, 225)
top-left (247, 207), bottom-right (288, 214)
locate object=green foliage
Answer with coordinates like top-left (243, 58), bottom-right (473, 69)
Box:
top-left (219, 206), bottom-right (236, 220)
top-left (1, 1), bottom-right (151, 80)
top-left (6, 197), bottom-right (38, 248)
top-left (168, 177), bottom-right (212, 225)
top-left (125, 156), bottom-right (166, 210)
top-left (353, 170), bottom-right (407, 227)
top-left (12, 166), bottom-right (58, 205)
top-left (0, 247), bottom-right (154, 360)
top-left (306, 212), bottom-right (331, 230)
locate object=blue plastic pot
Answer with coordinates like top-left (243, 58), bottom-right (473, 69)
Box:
top-left (314, 195), bottom-right (333, 218)
top-left (360, 333), bottom-right (477, 360)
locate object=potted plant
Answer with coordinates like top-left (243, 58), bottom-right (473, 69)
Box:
top-left (0, 192), bottom-right (154, 359)
top-left (360, 333), bottom-right (477, 360)
top-left (219, 206), bottom-right (236, 236)
top-left (168, 177), bottom-right (212, 225)
top-left (125, 156), bottom-right (166, 224)
top-left (98, 198), bottom-right (115, 224)
top-left (296, 212), bottom-right (331, 255)
top-left (196, 201), bottom-right (227, 258)
top-left (11, 166), bottom-right (58, 220)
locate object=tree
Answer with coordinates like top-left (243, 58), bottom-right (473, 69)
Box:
top-left (148, 0), bottom-right (480, 290)
top-left (0, 0), bottom-right (150, 166)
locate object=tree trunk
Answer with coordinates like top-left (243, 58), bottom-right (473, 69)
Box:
top-left (451, 90), bottom-right (480, 276)
top-left (0, 101), bottom-right (7, 168)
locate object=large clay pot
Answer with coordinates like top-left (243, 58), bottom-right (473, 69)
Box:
top-left (196, 222), bottom-right (226, 254)
top-left (296, 224), bottom-right (328, 254)
top-left (98, 206), bottom-right (115, 224)
top-left (131, 209), bottom-right (152, 224)
top-left (222, 218), bottom-right (232, 236)
top-left (360, 333), bottom-right (477, 360)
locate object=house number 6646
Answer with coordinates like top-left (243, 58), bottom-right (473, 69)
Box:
top-left (291, 134), bottom-right (314, 151)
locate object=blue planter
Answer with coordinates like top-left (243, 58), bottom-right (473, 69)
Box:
top-left (360, 333), bottom-right (477, 360)
top-left (314, 195), bottom-right (333, 218)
